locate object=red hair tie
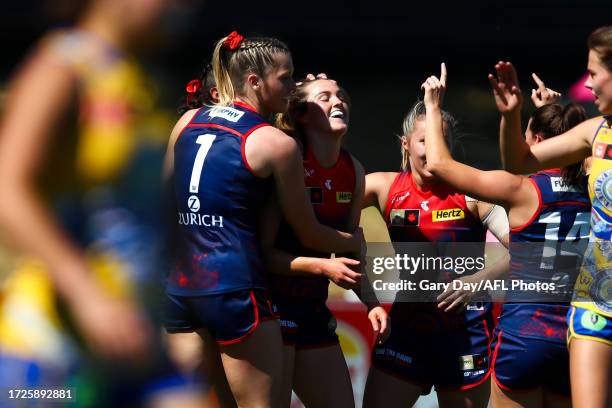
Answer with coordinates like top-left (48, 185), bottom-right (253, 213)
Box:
top-left (186, 79), bottom-right (201, 103)
top-left (186, 79), bottom-right (202, 94)
top-left (223, 31), bottom-right (244, 50)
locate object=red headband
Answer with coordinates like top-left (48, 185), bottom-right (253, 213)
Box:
top-left (223, 31), bottom-right (244, 50)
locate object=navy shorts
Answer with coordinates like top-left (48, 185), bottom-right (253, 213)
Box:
top-left (492, 328), bottom-right (570, 396)
top-left (163, 289), bottom-right (276, 345)
top-left (372, 314), bottom-right (494, 390)
top-left (272, 299), bottom-right (338, 348)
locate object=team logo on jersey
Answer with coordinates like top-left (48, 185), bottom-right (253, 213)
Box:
top-left (188, 195), bottom-right (201, 212)
top-left (550, 177), bottom-right (579, 192)
top-left (594, 168), bottom-right (612, 211)
top-left (336, 192), bottom-right (352, 203)
top-left (305, 168), bottom-right (315, 177)
top-left (594, 142), bottom-right (612, 159)
top-left (420, 200), bottom-right (430, 211)
top-left (389, 209), bottom-right (420, 226)
top-left (325, 179), bottom-right (333, 190)
top-left (432, 208), bottom-right (465, 222)
top-left (309, 187), bottom-right (323, 204)
top-left (208, 106), bottom-right (245, 123)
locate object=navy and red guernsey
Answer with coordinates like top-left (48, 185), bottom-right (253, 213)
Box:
top-left (385, 171), bottom-right (488, 330)
top-left (269, 147), bottom-right (356, 303)
top-left (502, 169), bottom-right (591, 341)
top-left (167, 102), bottom-right (273, 296)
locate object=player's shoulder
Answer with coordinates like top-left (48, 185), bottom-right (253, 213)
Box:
top-left (250, 125), bottom-right (296, 150)
top-left (366, 171), bottom-right (399, 186)
top-left (170, 109), bottom-right (200, 143)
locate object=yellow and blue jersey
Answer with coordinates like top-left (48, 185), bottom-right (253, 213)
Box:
top-left (568, 116), bottom-right (612, 346)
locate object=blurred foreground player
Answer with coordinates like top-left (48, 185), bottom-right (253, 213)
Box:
top-left (0, 0), bottom-right (205, 406)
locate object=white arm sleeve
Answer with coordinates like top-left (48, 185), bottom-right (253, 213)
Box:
top-left (480, 204), bottom-right (509, 242)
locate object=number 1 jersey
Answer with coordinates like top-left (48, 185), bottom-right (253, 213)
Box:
top-left (167, 102), bottom-right (273, 295)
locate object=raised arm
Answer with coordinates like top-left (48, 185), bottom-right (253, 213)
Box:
top-left (422, 64), bottom-right (530, 210)
top-left (490, 62), bottom-right (593, 173)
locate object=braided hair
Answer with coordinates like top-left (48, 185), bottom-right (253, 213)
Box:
top-left (212, 33), bottom-right (291, 106)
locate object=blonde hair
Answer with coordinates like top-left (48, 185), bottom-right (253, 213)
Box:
top-left (399, 101), bottom-right (457, 171)
top-left (212, 34), bottom-right (290, 106)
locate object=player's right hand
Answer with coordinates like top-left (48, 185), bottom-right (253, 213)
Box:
top-left (421, 62), bottom-right (447, 110)
top-left (320, 257), bottom-right (362, 289)
top-left (70, 289), bottom-right (152, 361)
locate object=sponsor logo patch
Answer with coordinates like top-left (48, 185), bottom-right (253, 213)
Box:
top-left (188, 195), bottom-right (201, 212)
top-left (390, 209), bottom-right (420, 226)
top-left (336, 191), bottom-right (352, 203)
top-left (432, 208), bottom-right (465, 222)
top-left (208, 106), bottom-right (245, 123)
top-left (551, 176), bottom-right (579, 192)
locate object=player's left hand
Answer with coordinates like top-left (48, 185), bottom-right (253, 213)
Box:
top-left (530, 72), bottom-right (562, 108)
top-left (367, 305), bottom-right (390, 344)
top-left (436, 274), bottom-right (477, 313)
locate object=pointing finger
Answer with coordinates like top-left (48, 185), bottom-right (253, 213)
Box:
top-left (532, 72), bottom-right (545, 90)
top-left (440, 62), bottom-right (447, 87)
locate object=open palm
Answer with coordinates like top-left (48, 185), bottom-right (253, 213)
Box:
top-left (488, 61), bottom-right (523, 114)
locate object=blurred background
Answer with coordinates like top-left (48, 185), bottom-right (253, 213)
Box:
top-left (2, 0), bottom-right (611, 173)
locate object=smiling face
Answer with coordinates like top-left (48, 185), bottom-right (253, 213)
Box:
top-left (585, 49), bottom-right (612, 114)
top-left (258, 52), bottom-right (295, 114)
top-left (298, 79), bottom-right (350, 138)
